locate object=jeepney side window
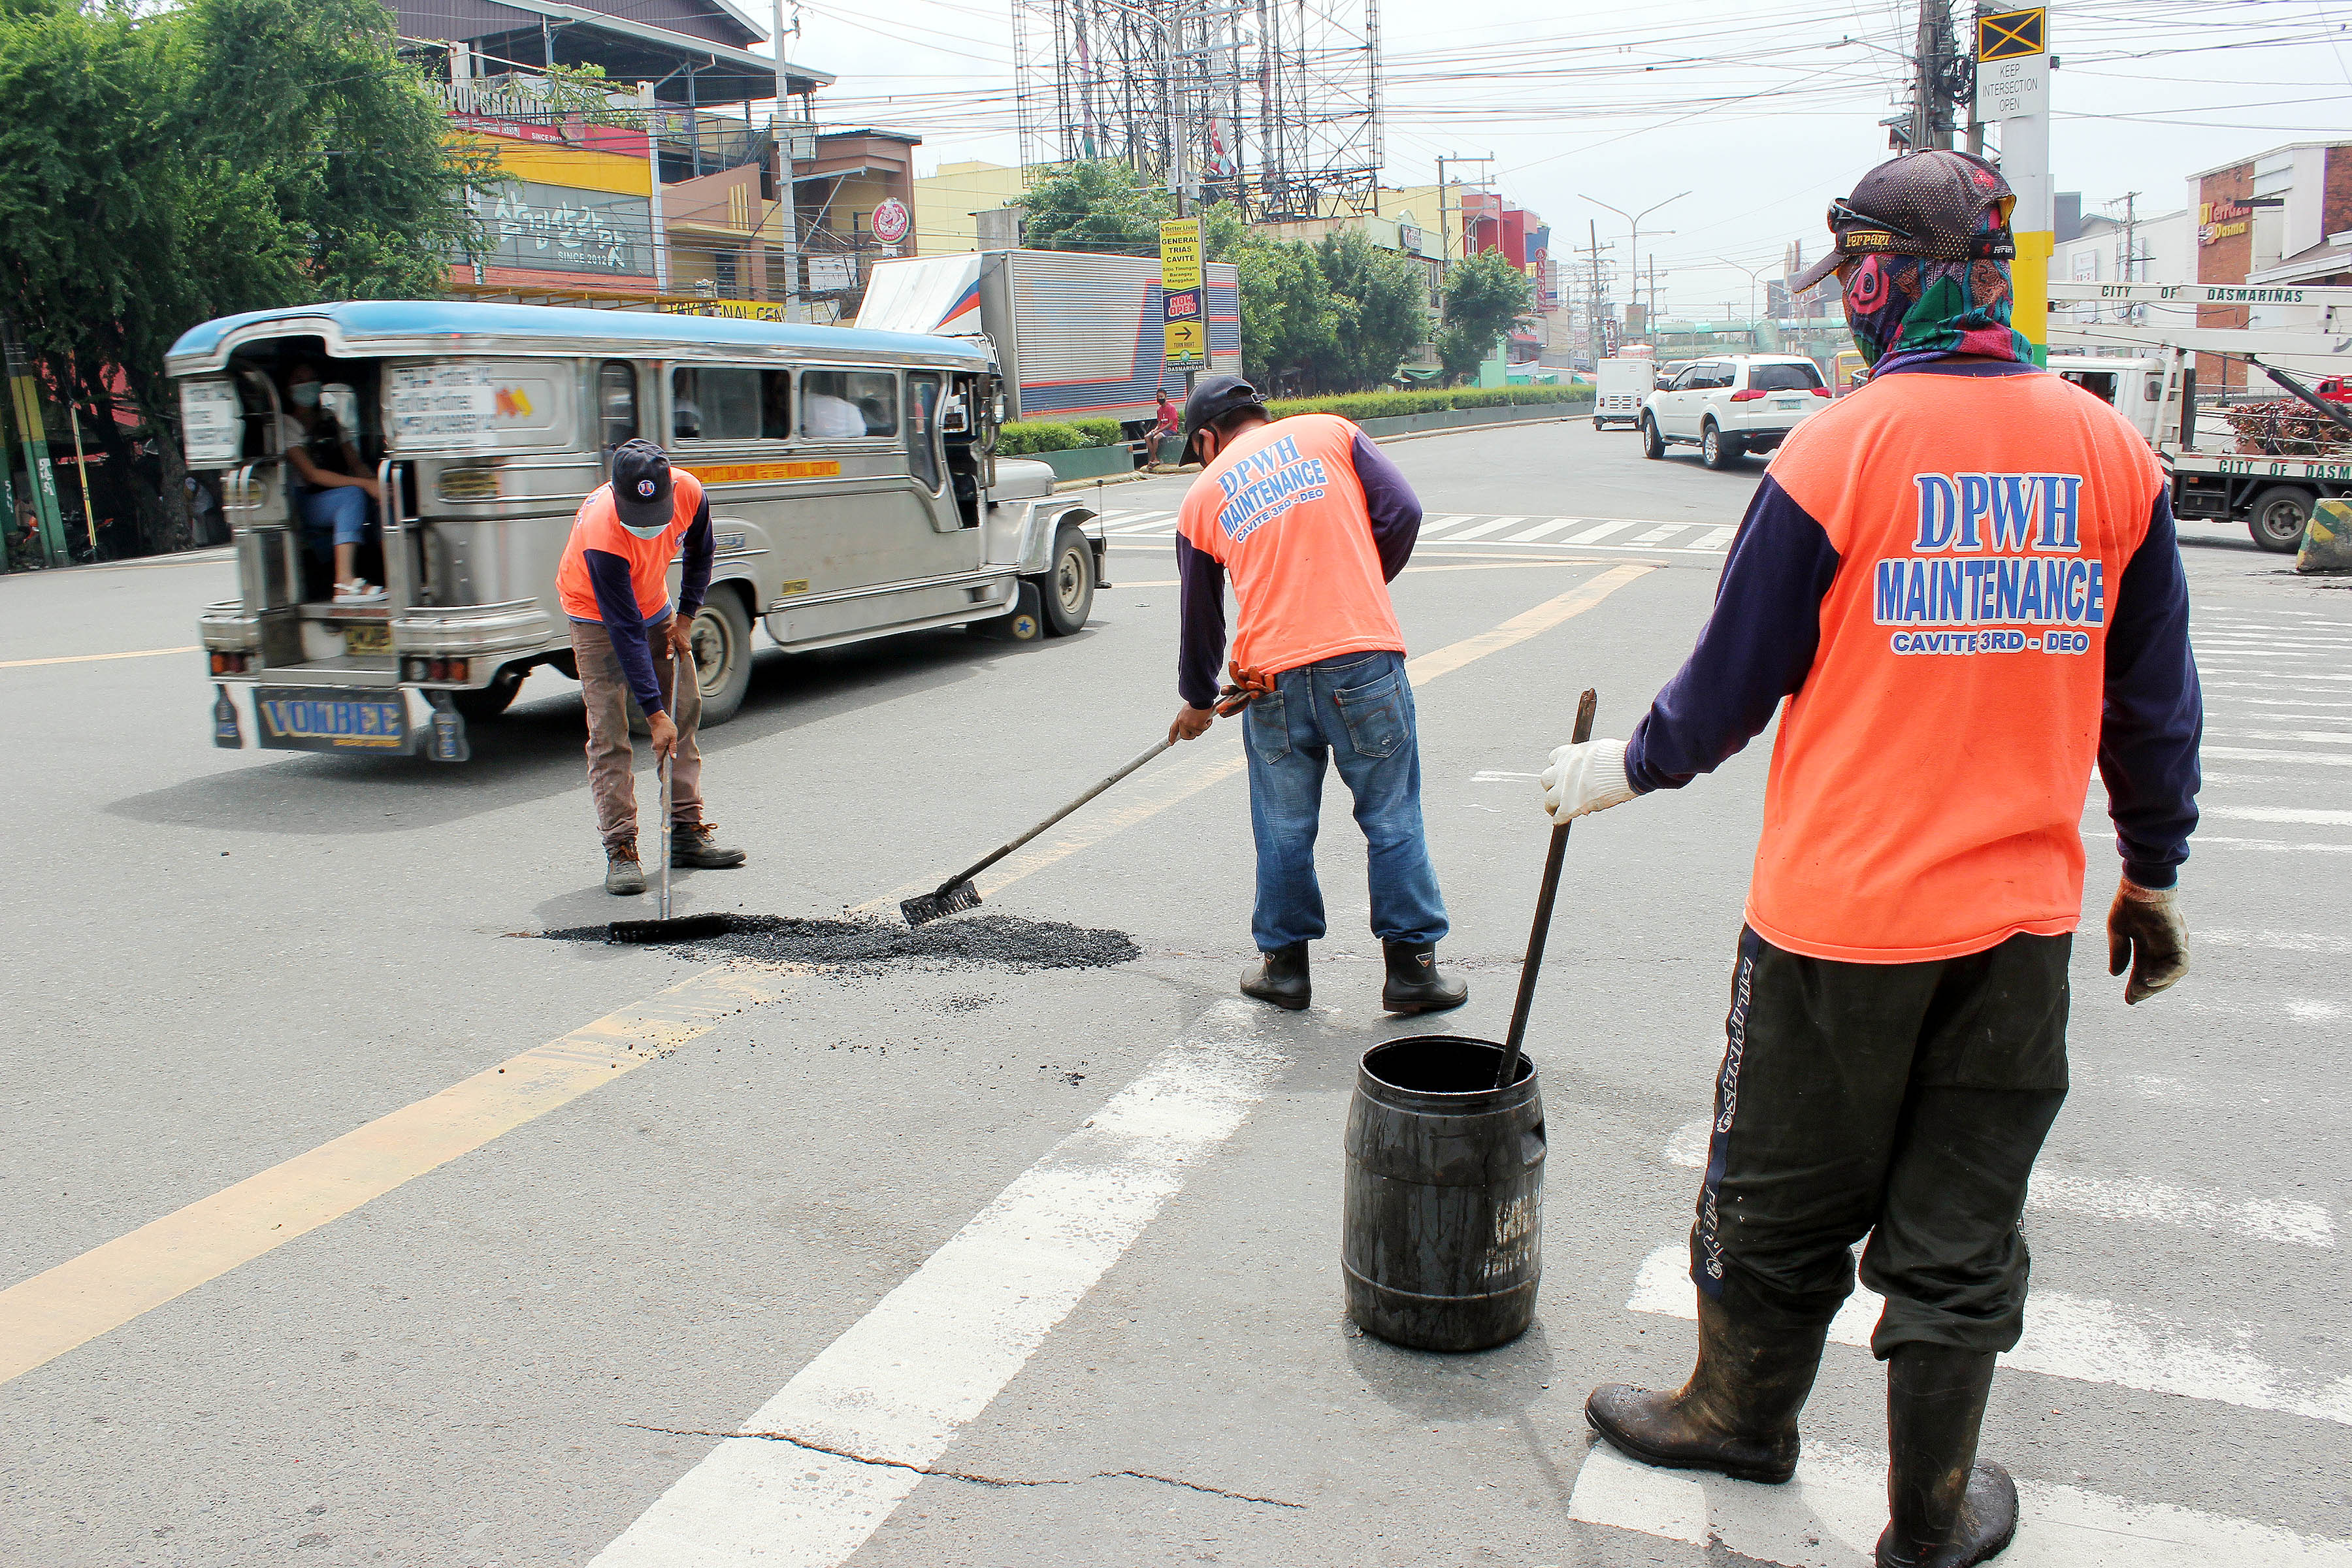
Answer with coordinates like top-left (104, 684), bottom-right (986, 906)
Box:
top-left (800, 370), bottom-right (898, 437)
top-left (599, 361), bottom-right (638, 451)
top-left (671, 366), bottom-right (789, 442)
top-left (905, 372), bottom-right (943, 493)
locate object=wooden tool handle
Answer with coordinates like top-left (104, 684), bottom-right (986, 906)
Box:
top-left (1495, 687), bottom-right (1597, 1090)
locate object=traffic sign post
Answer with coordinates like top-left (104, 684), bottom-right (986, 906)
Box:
top-left (1159, 217), bottom-right (1205, 374)
top-left (1976, 7), bottom-right (2051, 364)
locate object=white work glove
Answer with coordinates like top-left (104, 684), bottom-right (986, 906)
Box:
top-left (2107, 877), bottom-right (2188, 1004)
top-left (1541, 738), bottom-right (1637, 824)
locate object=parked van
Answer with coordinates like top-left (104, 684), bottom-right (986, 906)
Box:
top-left (169, 301), bottom-right (1103, 760)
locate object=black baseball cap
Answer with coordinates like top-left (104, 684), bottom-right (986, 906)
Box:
top-left (1181, 374), bottom-right (1266, 463)
top-left (1791, 150), bottom-right (2017, 295)
top-left (610, 438), bottom-right (674, 533)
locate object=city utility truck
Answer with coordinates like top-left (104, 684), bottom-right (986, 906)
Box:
top-left (2047, 280), bottom-right (2352, 553)
top-left (858, 249), bottom-right (1241, 439)
top-left (171, 301), bottom-right (1107, 760)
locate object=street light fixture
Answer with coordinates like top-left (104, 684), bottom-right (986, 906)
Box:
top-left (1716, 256), bottom-right (1768, 347)
top-left (1580, 191), bottom-right (1690, 338)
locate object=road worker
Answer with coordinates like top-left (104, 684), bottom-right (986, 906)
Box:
top-left (556, 438), bottom-right (746, 894)
top-left (1166, 374), bottom-right (1467, 1015)
top-left (1541, 152), bottom-right (2201, 1568)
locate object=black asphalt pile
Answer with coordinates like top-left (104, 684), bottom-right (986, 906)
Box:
top-left (543, 913), bottom-right (1139, 972)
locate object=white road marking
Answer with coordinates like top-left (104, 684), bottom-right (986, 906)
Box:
top-left (1561, 519), bottom-right (1647, 546)
top-left (1693, 524), bottom-right (1739, 549)
top-left (2200, 752), bottom-right (2352, 774)
top-left (1444, 515), bottom-right (1532, 541)
top-left (1625, 524), bottom-right (1687, 546)
top-left (1657, 1128), bottom-right (2332, 1247)
top-left (2235, 697), bottom-right (2352, 710)
top-left (589, 1004), bottom-right (1285, 1568)
top-left (1505, 517), bottom-right (1584, 542)
top-left (2089, 832), bottom-right (2352, 854)
top-left (1471, 769), bottom-right (1541, 782)
top-left (1625, 1246), bottom-right (2352, 1424)
top-left (2211, 730), bottom-right (2352, 744)
top-left (1567, 1441), bottom-right (2352, 1567)
top-left (2203, 929), bottom-right (2352, 955)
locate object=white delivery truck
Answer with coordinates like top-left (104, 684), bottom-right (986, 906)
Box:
top-left (858, 248), bottom-right (1241, 439)
top-left (1593, 357), bottom-right (1652, 430)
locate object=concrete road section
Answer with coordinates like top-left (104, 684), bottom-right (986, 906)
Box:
top-left (2, 421), bottom-right (2345, 1567)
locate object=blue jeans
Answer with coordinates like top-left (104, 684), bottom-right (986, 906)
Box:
top-left (298, 483), bottom-right (371, 557)
top-left (1243, 649), bottom-right (1449, 951)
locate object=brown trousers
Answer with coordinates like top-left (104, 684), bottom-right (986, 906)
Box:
top-left (571, 615), bottom-right (704, 850)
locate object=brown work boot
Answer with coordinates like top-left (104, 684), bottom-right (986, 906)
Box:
top-left (604, 842), bottom-right (645, 896)
top-left (671, 821), bottom-right (747, 869)
top-left (1876, 1345), bottom-right (2017, 1568)
top-left (1584, 1295), bottom-right (1829, 1484)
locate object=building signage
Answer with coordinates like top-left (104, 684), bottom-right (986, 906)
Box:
top-left (474, 179), bottom-right (653, 278)
top-left (870, 197), bottom-right (911, 246)
top-left (2198, 200), bottom-right (2254, 247)
top-left (659, 300), bottom-right (791, 321)
top-left (1160, 216), bottom-right (1205, 364)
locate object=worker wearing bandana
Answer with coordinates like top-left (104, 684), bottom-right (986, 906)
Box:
top-left (1544, 152), bottom-right (2202, 1568)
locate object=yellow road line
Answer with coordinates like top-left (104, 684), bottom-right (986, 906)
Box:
top-left (3, 563), bottom-right (1654, 1386)
top-left (0, 967), bottom-right (791, 1386)
top-left (1, 645), bottom-right (199, 670)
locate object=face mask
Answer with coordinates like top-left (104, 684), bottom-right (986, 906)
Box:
top-left (618, 517), bottom-right (671, 540)
top-left (289, 382), bottom-right (320, 408)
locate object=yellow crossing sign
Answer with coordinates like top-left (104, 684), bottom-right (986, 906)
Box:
top-left (1978, 7), bottom-right (2044, 61)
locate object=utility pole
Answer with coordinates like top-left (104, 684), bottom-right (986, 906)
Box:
top-left (1585, 220), bottom-right (1615, 358)
top-left (1913, 0), bottom-right (1955, 150)
top-left (1435, 154), bottom-right (1493, 279)
top-left (770, 0), bottom-right (802, 319)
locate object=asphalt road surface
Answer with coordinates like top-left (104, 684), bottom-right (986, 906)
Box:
top-left (4, 417), bottom-right (2347, 1567)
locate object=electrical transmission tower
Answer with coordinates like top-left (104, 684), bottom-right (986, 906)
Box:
top-left (1012, 0), bottom-right (1384, 221)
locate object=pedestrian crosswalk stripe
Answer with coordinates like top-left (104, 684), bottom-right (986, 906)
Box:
top-left (2202, 928), bottom-right (2352, 955)
top-left (1561, 520), bottom-right (1646, 546)
top-left (1625, 1243), bottom-right (2352, 1424)
top-left (2202, 748), bottom-right (2352, 770)
top-left (1567, 1440), bottom-right (2352, 1567)
top-left (1439, 515), bottom-right (1529, 541)
top-left (1660, 1122), bottom-right (2336, 1247)
top-left (1096, 509), bottom-right (1741, 556)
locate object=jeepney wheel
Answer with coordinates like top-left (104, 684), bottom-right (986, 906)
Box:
top-left (2247, 485), bottom-right (2313, 554)
top-left (689, 591), bottom-right (754, 726)
top-left (451, 666), bottom-right (525, 721)
top-left (1037, 522), bottom-right (1095, 636)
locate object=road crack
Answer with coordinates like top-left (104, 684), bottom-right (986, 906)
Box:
top-left (622, 1424), bottom-right (1304, 1509)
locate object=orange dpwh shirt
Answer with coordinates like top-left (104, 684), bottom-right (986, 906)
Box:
top-left (1622, 364), bottom-right (2202, 963)
top-left (556, 468), bottom-right (708, 623)
top-left (1173, 414), bottom-right (1420, 706)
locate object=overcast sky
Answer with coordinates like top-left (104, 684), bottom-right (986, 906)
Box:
top-left (758, 0), bottom-right (2351, 316)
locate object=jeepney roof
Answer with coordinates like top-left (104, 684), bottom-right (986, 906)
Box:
top-left (164, 300), bottom-right (994, 376)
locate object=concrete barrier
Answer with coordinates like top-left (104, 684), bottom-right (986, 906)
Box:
top-left (1034, 444), bottom-right (1138, 482)
top-left (2298, 498), bottom-right (2352, 574)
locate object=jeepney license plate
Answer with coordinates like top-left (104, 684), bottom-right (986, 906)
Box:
top-left (252, 687), bottom-right (410, 752)
top-left (343, 625), bottom-right (391, 656)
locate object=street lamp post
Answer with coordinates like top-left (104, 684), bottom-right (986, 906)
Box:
top-left (1716, 257), bottom-right (1767, 348)
top-left (1580, 191), bottom-right (1690, 337)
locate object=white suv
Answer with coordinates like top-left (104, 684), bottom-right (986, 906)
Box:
top-left (1640, 355), bottom-right (1831, 468)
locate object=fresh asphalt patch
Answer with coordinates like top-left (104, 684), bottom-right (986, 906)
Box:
top-left (540, 913), bottom-right (1142, 972)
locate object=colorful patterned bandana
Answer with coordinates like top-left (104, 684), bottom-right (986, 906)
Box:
top-left (1842, 254), bottom-right (2032, 377)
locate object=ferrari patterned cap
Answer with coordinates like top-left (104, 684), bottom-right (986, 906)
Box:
top-left (1791, 150), bottom-right (2017, 294)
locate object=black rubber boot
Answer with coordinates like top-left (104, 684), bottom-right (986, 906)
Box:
top-left (1584, 1296), bottom-right (1829, 1484)
top-left (604, 843), bottom-right (645, 896)
top-left (1379, 941), bottom-right (1469, 1014)
top-left (1876, 1346), bottom-right (2017, 1568)
top-left (1241, 943), bottom-right (1311, 1011)
top-left (671, 821), bottom-right (747, 869)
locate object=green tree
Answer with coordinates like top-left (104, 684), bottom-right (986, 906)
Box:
top-left (0, 0), bottom-right (486, 551)
top-left (1233, 237), bottom-right (1335, 389)
top-left (1313, 229), bottom-right (1428, 391)
top-left (1015, 160), bottom-right (1172, 256)
top-left (1437, 248), bottom-right (1535, 385)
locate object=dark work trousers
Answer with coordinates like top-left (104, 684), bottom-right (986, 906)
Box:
top-left (1691, 926), bottom-right (2070, 1358)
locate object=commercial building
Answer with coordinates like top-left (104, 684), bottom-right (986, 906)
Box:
top-left (2187, 139), bottom-right (2352, 391)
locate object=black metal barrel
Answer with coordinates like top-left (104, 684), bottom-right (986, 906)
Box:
top-left (1343, 1034), bottom-right (1545, 1352)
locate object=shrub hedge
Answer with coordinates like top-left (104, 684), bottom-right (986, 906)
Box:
top-left (997, 382), bottom-right (1590, 456)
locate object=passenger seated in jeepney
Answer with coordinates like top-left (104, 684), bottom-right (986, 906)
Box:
top-left (279, 360), bottom-right (384, 606)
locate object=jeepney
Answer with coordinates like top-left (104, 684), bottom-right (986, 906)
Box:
top-left (167, 301), bottom-right (1103, 760)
